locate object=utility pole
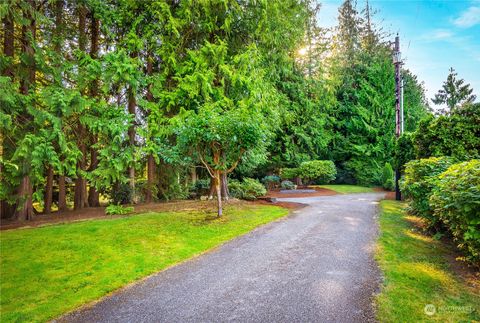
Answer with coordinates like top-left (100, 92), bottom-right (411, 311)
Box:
top-left (393, 34), bottom-right (403, 201)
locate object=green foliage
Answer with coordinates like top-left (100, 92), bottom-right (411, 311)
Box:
top-left (394, 132), bottom-right (416, 170)
top-left (381, 162), bottom-right (394, 191)
top-left (109, 183), bottom-right (132, 205)
top-left (280, 180), bottom-right (296, 190)
top-left (105, 204), bottom-right (134, 215)
top-left (280, 168), bottom-right (300, 180)
top-left (298, 160), bottom-right (336, 184)
top-left (229, 178), bottom-right (266, 200)
top-left (401, 157), bottom-right (455, 229)
top-left (414, 103), bottom-right (480, 160)
top-left (430, 160), bottom-right (480, 264)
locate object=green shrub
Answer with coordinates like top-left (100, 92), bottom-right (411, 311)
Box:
top-left (105, 204), bottom-right (134, 215)
top-left (299, 160), bottom-right (336, 184)
top-left (401, 157), bottom-right (455, 229)
top-left (110, 182), bottom-right (132, 205)
top-left (280, 168), bottom-right (299, 180)
top-left (280, 180), bottom-right (296, 190)
top-left (381, 162), bottom-right (395, 191)
top-left (430, 160), bottom-right (480, 264)
top-left (229, 178), bottom-right (266, 200)
top-left (262, 175), bottom-right (281, 190)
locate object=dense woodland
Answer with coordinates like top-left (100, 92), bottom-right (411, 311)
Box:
top-left (3, 0), bottom-right (474, 220)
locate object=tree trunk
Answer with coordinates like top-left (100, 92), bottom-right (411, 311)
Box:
top-left (16, 176), bottom-right (34, 221)
top-left (208, 177), bottom-right (216, 199)
top-left (15, 0), bottom-right (36, 221)
top-left (58, 175), bottom-right (67, 211)
top-left (215, 170), bottom-right (222, 217)
top-left (190, 167), bottom-right (197, 184)
top-left (87, 13), bottom-right (100, 207)
top-left (44, 166), bottom-right (53, 214)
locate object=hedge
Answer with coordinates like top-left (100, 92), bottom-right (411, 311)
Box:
top-left (401, 156), bottom-right (455, 230)
top-left (430, 160), bottom-right (480, 264)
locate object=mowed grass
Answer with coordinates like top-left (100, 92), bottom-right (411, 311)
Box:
top-left (0, 203), bottom-right (288, 322)
top-left (315, 184), bottom-right (374, 194)
top-left (376, 200), bottom-right (480, 322)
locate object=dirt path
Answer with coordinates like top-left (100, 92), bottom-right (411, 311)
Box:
top-left (58, 193), bottom-right (385, 323)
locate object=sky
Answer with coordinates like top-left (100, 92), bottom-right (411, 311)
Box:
top-left (317, 0), bottom-right (480, 105)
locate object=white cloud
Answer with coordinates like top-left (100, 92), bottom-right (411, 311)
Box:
top-left (453, 5), bottom-right (480, 28)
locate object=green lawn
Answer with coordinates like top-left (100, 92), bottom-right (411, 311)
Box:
top-left (376, 200), bottom-right (480, 322)
top-left (315, 184), bottom-right (375, 194)
top-left (0, 203), bottom-right (288, 322)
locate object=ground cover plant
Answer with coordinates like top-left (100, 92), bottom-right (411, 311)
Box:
top-left (0, 203), bottom-right (288, 322)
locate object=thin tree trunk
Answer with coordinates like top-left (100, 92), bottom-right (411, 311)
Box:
top-left (87, 12), bottom-right (100, 207)
top-left (58, 175), bottom-right (67, 211)
top-left (215, 170), bottom-right (222, 217)
top-left (44, 166), bottom-right (53, 214)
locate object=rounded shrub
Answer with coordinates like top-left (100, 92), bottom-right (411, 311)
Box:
top-left (401, 156), bottom-right (455, 230)
top-left (430, 160), bottom-right (480, 264)
top-left (298, 160), bottom-right (336, 184)
top-left (280, 180), bottom-right (296, 190)
top-left (229, 178), bottom-right (266, 200)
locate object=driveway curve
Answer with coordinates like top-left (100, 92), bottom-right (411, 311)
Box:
top-left (59, 193), bottom-right (385, 323)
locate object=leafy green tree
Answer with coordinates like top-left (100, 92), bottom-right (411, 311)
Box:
top-left (173, 41), bottom-right (274, 216)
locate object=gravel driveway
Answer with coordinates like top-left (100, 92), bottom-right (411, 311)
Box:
top-left (59, 193), bottom-right (384, 323)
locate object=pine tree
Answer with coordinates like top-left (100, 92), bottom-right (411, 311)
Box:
top-left (432, 67), bottom-right (476, 114)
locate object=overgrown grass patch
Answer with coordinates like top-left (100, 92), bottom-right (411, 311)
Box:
top-left (314, 184), bottom-right (374, 194)
top-left (0, 203), bottom-right (288, 322)
top-left (376, 200), bottom-right (479, 322)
